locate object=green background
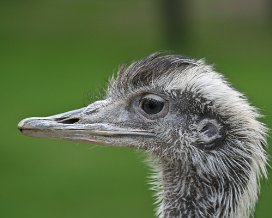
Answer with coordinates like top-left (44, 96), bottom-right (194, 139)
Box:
top-left (0, 1), bottom-right (271, 217)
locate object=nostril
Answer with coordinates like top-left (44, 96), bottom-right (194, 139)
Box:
top-left (56, 118), bottom-right (80, 124)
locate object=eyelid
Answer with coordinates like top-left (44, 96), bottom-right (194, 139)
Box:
top-left (141, 94), bottom-right (165, 102)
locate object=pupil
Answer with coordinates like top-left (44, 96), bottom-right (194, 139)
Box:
top-left (141, 98), bottom-right (164, 114)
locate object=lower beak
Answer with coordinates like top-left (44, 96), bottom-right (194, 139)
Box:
top-left (18, 106), bottom-right (154, 145)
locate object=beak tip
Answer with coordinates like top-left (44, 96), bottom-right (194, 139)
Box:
top-left (18, 119), bottom-right (25, 129)
top-left (17, 117), bottom-right (38, 133)
top-left (17, 117), bottom-right (46, 137)
top-left (18, 118), bottom-right (29, 133)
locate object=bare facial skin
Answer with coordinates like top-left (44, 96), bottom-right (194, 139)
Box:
top-left (18, 53), bottom-right (268, 218)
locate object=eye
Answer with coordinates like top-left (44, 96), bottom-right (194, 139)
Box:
top-left (136, 94), bottom-right (168, 119)
top-left (140, 94), bottom-right (165, 115)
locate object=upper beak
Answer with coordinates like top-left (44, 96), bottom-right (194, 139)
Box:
top-left (18, 99), bottom-right (154, 145)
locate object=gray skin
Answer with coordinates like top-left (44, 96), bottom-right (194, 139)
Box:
top-left (18, 53), bottom-right (268, 218)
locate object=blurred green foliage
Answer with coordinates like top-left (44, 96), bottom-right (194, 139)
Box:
top-left (0, 1), bottom-right (271, 218)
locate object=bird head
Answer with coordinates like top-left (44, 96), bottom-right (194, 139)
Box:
top-left (18, 53), bottom-right (267, 179)
top-left (18, 53), bottom-right (268, 217)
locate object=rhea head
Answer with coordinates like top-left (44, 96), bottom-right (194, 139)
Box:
top-left (18, 53), bottom-right (267, 218)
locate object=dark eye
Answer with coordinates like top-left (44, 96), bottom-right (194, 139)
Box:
top-left (135, 94), bottom-right (169, 120)
top-left (140, 94), bottom-right (165, 115)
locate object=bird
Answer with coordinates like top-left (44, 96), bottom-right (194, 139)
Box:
top-left (18, 53), bottom-right (268, 218)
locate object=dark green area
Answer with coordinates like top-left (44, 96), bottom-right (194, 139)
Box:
top-left (0, 1), bottom-right (271, 217)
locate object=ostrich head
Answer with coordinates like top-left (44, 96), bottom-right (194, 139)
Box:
top-left (18, 53), bottom-right (268, 218)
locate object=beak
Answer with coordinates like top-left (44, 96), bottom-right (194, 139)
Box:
top-left (18, 99), bottom-right (154, 146)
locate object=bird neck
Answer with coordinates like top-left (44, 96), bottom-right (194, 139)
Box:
top-left (150, 158), bottom-right (255, 218)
